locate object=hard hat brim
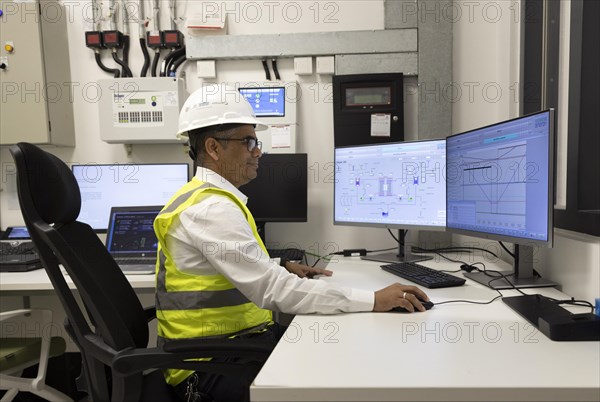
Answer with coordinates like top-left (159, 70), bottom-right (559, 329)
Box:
top-left (177, 118), bottom-right (269, 138)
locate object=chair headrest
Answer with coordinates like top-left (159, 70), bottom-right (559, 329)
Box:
top-left (15, 143), bottom-right (81, 224)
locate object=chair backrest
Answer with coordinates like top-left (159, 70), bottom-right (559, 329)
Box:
top-left (9, 143), bottom-right (151, 400)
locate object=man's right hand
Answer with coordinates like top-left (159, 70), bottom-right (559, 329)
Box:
top-left (373, 283), bottom-right (430, 312)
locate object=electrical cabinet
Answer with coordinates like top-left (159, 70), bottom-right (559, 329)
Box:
top-left (0, 0), bottom-right (75, 146)
top-left (332, 73), bottom-right (404, 148)
top-left (98, 77), bottom-right (187, 144)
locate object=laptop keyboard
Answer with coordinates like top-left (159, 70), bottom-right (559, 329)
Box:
top-left (0, 241), bottom-right (37, 256)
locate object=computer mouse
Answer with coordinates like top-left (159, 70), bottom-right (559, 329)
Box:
top-left (391, 300), bottom-right (434, 313)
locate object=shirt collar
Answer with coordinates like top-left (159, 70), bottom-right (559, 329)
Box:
top-left (195, 167), bottom-right (248, 204)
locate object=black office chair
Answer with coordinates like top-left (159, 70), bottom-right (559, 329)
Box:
top-left (9, 142), bottom-right (273, 402)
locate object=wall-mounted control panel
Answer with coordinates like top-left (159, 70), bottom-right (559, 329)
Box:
top-left (233, 81), bottom-right (299, 153)
top-left (98, 77), bottom-right (187, 144)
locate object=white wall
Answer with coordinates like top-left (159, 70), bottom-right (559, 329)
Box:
top-left (1, 0), bottom-right (598, 301)
top-left (0, 0), bottom-right (403, 259)
top-left (451, 0), bottom-right (599, 302)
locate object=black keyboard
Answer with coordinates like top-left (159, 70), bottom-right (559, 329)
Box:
top-left (267, 248), bottom-right (306, 262)
top-left (381, 262), bottom-right (466, 288)
top-left (0, 241), bottom-right (37, 256)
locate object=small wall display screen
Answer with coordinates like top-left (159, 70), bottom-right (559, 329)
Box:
top-left (345, 86), bottom-right (392, 106)
top-left (239, 87), bottom-right (285, 117)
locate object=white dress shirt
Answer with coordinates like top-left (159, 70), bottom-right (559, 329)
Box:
top-left (164, 167), bottom-right (374, 314)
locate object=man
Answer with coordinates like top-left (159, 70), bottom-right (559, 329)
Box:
top-left (154, 84), bottom-right (429, 401)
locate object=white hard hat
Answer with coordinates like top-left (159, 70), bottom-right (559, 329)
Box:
top-left (177, 84), bottom-right (268, 138)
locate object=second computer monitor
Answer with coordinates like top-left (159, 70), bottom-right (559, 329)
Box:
top-left (240, 153), bottom-right (308, 226)
top-left (334, 139), bottom-right (447, 231)
top-left (72, 163), bottom-right (190, 231)
top-left (446, 109), bottom-right (555, 289)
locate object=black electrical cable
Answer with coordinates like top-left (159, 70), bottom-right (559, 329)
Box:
top-left (164, 46), bottom-right (186, 76)
top-left (496, 241), bottom-right (541, 278)
top-left (412, 246), bottom-right (499, 259)
top-left (366, 247), bottom-right (398, 254)
top-left (161, 49), bottom-right (175, 76)
top-left (140, 37), bottom-right (151, 77)
top-left (271, 58), bottom-right (280, 80)
top-left (151, 50), bottom-right (161, 77)
top-left (169, 54), bottom-right (187, 76)
top-left (261, 59), bottom-right (271, 81)
top-left (94, 51), bottom-right (120, 78)
top-left (387, 228), bottom-right (406, 245)
top-left (111, 50), bottom-right (133, 78)
top-left (311, 251), bottom-right (343, 268)
top-left (498, 241), bottom-right (515, 259)
top-left (480, 269), bottom-right (528, 295)
top-left (434, 294), bottom-right (504, 306)
top-left (547, 297), bottom-right (595, 312)
top-left (122, 35), bottom-right (131, 77)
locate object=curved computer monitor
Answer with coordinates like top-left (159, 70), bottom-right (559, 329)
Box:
top-left (446, 109), bottom-right (555, 289)
top-left (334, 139), bottom-right (447, 263)
top-left (72, 163), bottom-right (190, 231)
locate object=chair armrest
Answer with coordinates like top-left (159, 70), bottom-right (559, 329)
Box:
top-left (143, 306), bottom-right (157, 323)
top-left (112, 337), bottom-right (274, 376)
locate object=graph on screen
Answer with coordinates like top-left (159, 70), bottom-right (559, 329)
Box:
top-left (447, 111), bottom-right (551, 241)
top-left (450, 141), bottom-right (529, 231)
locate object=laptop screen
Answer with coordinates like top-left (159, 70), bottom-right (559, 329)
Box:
top-left (106, 207), bottom-right (161, 257)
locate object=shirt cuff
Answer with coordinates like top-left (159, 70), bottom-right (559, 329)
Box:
top-left (350, 288), bottom-right (375, 312)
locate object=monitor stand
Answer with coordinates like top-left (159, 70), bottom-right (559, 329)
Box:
top-left (361, 230), bottom-right (432, 264)
top-left (463, 244), bottom-right (557, 289)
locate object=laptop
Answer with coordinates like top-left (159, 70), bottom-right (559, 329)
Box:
top-left (0, 226), bottom-right (42, 272)
top-left (105, 206), bottom-right (162, 275)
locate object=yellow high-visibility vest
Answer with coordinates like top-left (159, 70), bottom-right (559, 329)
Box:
top-left (154, 177), bottom-right (273, 386)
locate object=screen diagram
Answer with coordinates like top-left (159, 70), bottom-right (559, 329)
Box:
top-left (334, 140), bottom-right (446, 228)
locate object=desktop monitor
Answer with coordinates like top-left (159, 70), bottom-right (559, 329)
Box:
top-left (239, 153), bottom-right (307, 241)
top-left (334, 139), bottom-right (447, 263)
top-left (446, 109), bottom-right (555, 289)
top-left (72, 163), bottom-right (190, 231)
top-left (239, 87), bottom-right (285, 117)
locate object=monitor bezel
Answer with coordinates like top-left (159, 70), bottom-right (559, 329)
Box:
top-left (333, 139), bottom-right (447, 232)
top-left (445, 109), bottom-right (555, 248)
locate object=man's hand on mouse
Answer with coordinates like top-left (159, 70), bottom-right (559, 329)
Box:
top-left (373, 283), bottom-right (430, 312)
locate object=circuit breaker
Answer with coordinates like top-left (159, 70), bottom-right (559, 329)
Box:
top-left (0, 0), bottom-right (75, 146)
top-left (98, 77), bottom-right (187, 144)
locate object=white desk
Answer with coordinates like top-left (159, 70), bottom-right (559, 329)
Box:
top-left (0, 269), bottom-right (158, 352)
top-left (251, 257), bottom-right (600, 401)
top-left (0, 269), bottom-right (156, 293)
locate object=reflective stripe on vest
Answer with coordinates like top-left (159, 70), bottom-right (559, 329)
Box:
top-left (154, 178), bottom-right (273, 386)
